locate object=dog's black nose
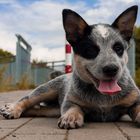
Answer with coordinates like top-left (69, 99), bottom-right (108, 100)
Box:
top-left (102, 65), bottom-right (119, 77)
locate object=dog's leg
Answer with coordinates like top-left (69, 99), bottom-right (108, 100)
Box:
top-left (128, 103), bottom-right (140, 124)
top-left (126, 90), bottom-right (140, 124)
top-left (0, 77), bottom-right (64, 119)
top-left (22, 106), bottom-right (60, 117)
top-left (58, 99), bottom-right (84, 129)
top-left (0, 85), bottom-right (57, 119)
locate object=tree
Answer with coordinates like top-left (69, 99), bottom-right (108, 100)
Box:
top-left (134, 26), bottom-right (140, 87)
top-left (0, 49), bottom-right (14, 57)
top-left (134, 26), bottom-right (140, 69)
top-left (32, 59), bottom-right (47, 67)
top-left (0, 49), bottom-right (15, 63)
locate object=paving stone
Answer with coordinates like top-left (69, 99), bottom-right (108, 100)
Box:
top-left (130, 137), bottom-right (140, 140)
top-left (24, 118), bottom-right (58, 127)
top-left (4, 134), bottom-right (65, 140)
top-left (0, 118), bottom-right (31, 129)
top-left (0, 116), bottom-right (5, 120)
top-left (0, 101), bottom-right (6, 106)
top-left (68, 123), bottom-right (127, 140)
top-left (0, 90), bottom-right (31, 104)
top-left (1, 90), bottom-right (140, 140)
top-left (116, 122), bottom-right (140, 137)
top-left (0, 128), bottom-right (14, 139)
top-left (14, 118), bottom-right (66, 135)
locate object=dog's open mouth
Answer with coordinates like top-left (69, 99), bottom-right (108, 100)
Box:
top-left (86, 68), bottom-right (121, 95)
top-left (98, 80), bottom-right (121, 95)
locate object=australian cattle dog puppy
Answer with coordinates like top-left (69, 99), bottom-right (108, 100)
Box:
top-left (0, 5), bottom-right (140, 129)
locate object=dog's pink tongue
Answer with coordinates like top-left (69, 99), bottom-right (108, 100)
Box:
top-left (98, 80), bottom-right (121, 95)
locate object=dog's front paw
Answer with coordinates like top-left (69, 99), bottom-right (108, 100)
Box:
top-left (57, 111), bottom-right (84, 129)
top-left (0, 103), bottom-right (22, 119)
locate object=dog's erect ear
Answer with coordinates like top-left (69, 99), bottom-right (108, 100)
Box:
top-left (112, 5), bottom-right (138, 41)
top-left (62, 9), bottom-right (90, 44)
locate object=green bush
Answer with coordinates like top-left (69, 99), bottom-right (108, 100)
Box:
top-left (135, 68), bottom-right (140, 87)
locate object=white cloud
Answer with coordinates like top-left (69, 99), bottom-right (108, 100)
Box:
top-left (31, 46), bottom-right (65, 61)
top-left (0, 0), bottom-right (87, 61)
top-left (83, 0), bottom-right (140, 24)
top-left (0, 0), bottom-right (139, 62)
top-left (0, 23), bottom-right (16, 55)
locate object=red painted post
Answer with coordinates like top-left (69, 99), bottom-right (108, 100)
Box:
top-left (65, 42), bottom-right (72, 73)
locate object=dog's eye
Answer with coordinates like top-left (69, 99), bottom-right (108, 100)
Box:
top-left (80, 42), bottom-right (100, 59)
top-left (84, 46), bottom-right (99, 59)
top-left (77, 40), bottom-right (100, 59)
top-left (113, 42), bottom-right (124, 56)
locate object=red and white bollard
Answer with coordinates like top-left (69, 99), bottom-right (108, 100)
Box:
top-left (65, 42), bottom-right (72, 73)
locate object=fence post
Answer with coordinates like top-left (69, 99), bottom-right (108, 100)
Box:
top-left (65, 42), bottom-right (72, 73)
top-left (15, 37), bottom-right (22, 83)
top-left (15, 34), bottom-right (32, 84)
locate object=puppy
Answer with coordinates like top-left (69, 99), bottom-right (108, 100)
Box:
top-left (0, 5), bottom-right (140, 129)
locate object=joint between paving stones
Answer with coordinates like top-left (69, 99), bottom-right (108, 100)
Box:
top-left (0, 118), bottom-right (33, 140)
top-left (114, 123), bottom-right (131, 140)
top-left (63, 130), bottom-right (69, 140)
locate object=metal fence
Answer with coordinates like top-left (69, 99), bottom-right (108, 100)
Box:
top-left (0, 34), bottom-right (55, 86)
top-left (0, 35), bottom-right (136, 87)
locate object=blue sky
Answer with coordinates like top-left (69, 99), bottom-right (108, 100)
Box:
top-left (17, 0), bottom-right (99, 6)
top-left (0, 0), bottom-right (140, 61)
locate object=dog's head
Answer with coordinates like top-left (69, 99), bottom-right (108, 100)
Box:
top-left (62, 5), bottom-right (138, 95)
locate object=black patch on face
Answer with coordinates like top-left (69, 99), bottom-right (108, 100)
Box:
top-left (73, 37), bottom-right (100, 59)
top-left (112, 42), bottom-right (124, 57)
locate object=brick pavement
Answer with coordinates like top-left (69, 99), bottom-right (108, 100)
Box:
top-left (0, 90), bottom-right (140, 140)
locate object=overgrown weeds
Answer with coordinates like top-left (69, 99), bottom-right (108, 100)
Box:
top-left (17, 74), bottom-right (35, 90)
top-left (0, 66), bottom-right (35, 92)
top-left (0, 66), bottom-right (14, 92)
